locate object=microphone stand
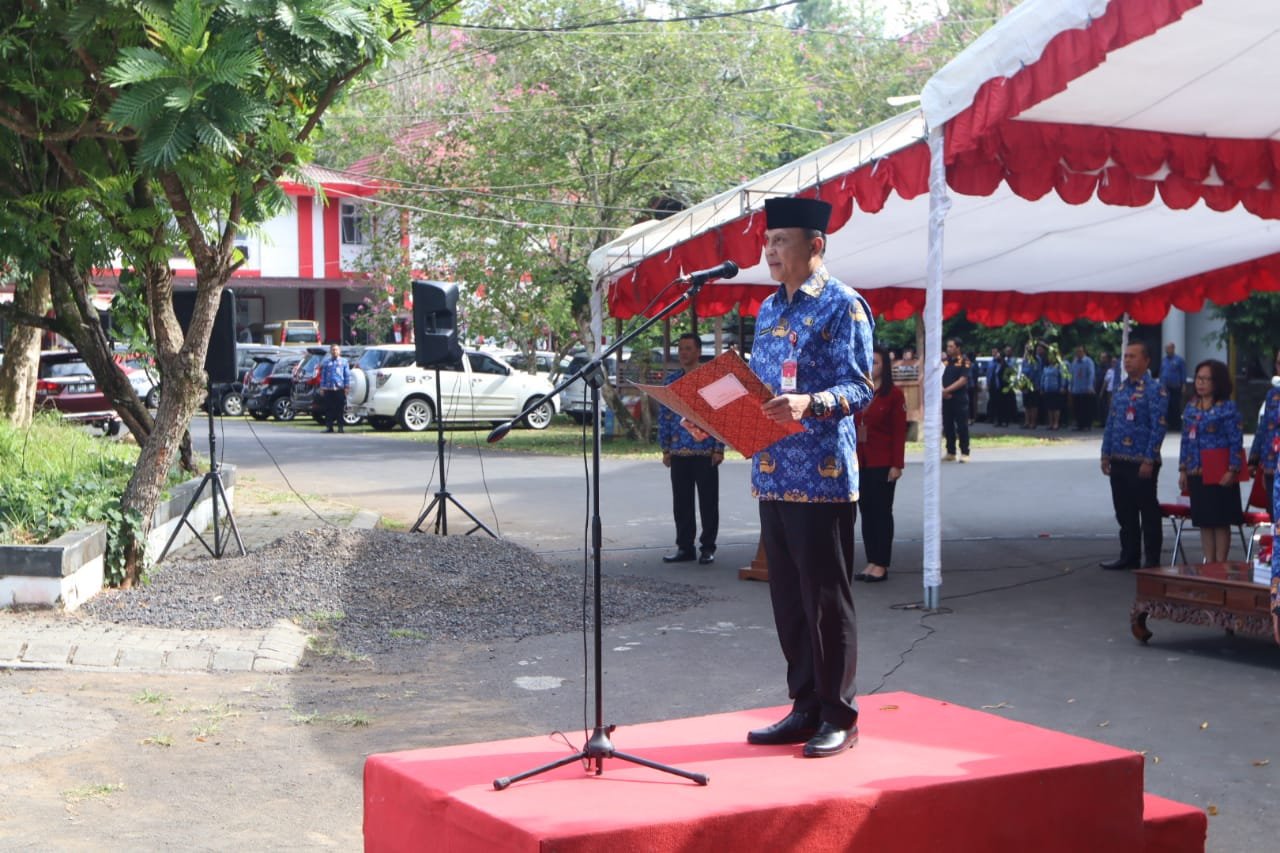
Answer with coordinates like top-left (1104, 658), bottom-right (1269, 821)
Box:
top-left (488, 274), bottom-right (719, 790)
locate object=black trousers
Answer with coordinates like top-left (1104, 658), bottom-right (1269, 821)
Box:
top-left (670, 455), bottom-right (718, 553)
top-left (322, 389), bottom-right (346, 430)
top-left (759, 500), bottom-right (859, 730)
top-left (1108, 460), bottom-right (1163, 566)
top-left (859, 467), bottom-right (897, 567)
top-left (943, 396), bottom-right (970, 454)
top-left (1073, 393), bottom-right (1095, 429)
top-left (1165, 385), bottom-right (1183, 430)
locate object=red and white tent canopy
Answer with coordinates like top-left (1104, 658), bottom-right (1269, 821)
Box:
top-left (588, 0), bottom-right (1280, 603)
top-left (589, 0), bottom-right (1280, 325)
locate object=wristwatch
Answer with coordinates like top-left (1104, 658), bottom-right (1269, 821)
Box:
top-left (809, 393), bottom-right (828, 418)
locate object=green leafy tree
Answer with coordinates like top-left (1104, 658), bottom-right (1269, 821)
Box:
top-left (0, 0), bottom-right (451, 583)
top-left (1213, 293), bottom-right (1280, 377)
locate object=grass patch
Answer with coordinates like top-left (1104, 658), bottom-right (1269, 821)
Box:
top-left (389, 628), bottom-right (428, 641)
top-left (299, 610), bottom-right (345, 627)
top-left (0, 414), bottom-right (187, 583)
top-left (267, 414), bottom-right (660, 458)
top-left (133, 688), bottom-right (169, 705)
top-left (304, 634), bottom-right (369, 663)
top-left (62, 782), bottom-right (124, 803)
top-left (140, 734), bottom-right (173, 748)
top-left (907, 433), bottom-right (1079, 451)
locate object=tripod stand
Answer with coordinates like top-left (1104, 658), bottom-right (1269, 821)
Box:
top-left (411, 366), bottom-right (496, 538)
top-left (488, 277), bottom-right (717, 790)
top-left (158, 384), bottom-right (245, 562)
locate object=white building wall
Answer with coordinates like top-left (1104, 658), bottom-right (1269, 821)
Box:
top-left (312, 201), bottom-right (327, 278)
top-left (259, 198), bottom-right (299, 277)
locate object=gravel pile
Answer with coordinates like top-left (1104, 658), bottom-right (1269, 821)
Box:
top-left (81, 528), bottom-right (709, 654)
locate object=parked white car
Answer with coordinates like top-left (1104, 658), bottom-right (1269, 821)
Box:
top-left (349, 345), bottom-right (558, 432)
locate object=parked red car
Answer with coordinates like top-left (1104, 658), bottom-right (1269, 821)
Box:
top-left (34, 350), bottom-right (121, 434)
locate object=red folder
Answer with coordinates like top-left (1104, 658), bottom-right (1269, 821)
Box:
top-left (632, 350), bottom-right (803, 458)
top-left (1199, 447), bottom-right (1246, 485)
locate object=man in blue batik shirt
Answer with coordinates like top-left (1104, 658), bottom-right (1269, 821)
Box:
top-left (1100, 341), bottom-right (1168, 569)
top-left (319, 344), bottom-right (352, 433)
top-left (658, 332), bottom-right (724, 565)
top-left (741, 196), bottom-right (874, 759)
top-left (1161, 342), bottom-right (1187, 431)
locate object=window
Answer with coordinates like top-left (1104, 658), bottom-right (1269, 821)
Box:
top-left (468, 353), bottom-right (508, 376)
top-left (340, 201), bottom-right (368, 245)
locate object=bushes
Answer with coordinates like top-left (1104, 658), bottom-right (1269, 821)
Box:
top-left (0, 415), bottom-right (170, 584)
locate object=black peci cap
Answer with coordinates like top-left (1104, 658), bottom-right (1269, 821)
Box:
top-left (764, 196), bottom-right (832, 232)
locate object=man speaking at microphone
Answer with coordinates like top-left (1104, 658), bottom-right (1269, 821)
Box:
top-left (744, 196), bottom-right (874, 758)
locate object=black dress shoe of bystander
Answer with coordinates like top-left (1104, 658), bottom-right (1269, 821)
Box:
top-left (663, 550), bottom-right (697, 563)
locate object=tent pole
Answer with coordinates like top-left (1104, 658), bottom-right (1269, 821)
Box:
top-left (922, 125), bottom-right (951, 611)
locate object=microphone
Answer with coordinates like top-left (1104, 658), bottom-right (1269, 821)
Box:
top-left (487, 420), bottom-right (514, 443)
top-left (681, 260), bottom-right (739, 286)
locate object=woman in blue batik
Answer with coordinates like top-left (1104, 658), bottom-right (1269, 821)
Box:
top-left (1177, 359), bottom-right (1244, 563)
top-left (1271, 472), bottom-right (1278, 643)
top-left (1040, 349), bottom-right (1067, 431)
top-left (1247, 349), bottom-right (1280, 504)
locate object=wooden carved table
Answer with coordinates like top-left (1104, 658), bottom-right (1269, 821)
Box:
top-left (1131, 562), bottom-right (1275, 644)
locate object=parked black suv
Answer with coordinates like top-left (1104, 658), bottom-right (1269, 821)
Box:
top-left (207, 344), bottom-right (288, 416)
top-left (244, 352), bottom-right (302, 420)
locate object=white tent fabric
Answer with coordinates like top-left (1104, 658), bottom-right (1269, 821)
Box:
top-left (586, 0), bottom-right (1280, 604)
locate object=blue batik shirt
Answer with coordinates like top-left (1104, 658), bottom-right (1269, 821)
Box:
top-left (1069, 356), bottom-right (1095, 394)
top-left (749, 267), bottom-right (875, 503)
top-left (1160, 353), bottom-right (1187, 389)
top-left (319, 355), bottom-right (351, 390)
top-left (1178, 400), bottom-right (1244, 475)
top-left (1101, 371), bottom-right (1167, 464)
top-left (1271, 472), bottom-right (1279, 617)
top-left (1023, 355), bottom-right (1045, 392)
top-left (1040, 361), bottom-right (1066, 394)
top-left (1249, 384), bottom-right (1280, 475)
top-left (658, 369), bottom-right (724, 456)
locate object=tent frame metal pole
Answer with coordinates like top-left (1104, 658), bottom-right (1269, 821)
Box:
top-left (922, 125), bottom-right (951, 612)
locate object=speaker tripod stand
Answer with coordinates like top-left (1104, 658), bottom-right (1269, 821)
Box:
top-left (158, 384), bottom-right (245, 561)
top-left (410, 367), bottom-right (496, 538)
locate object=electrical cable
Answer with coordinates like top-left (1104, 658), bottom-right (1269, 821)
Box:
top-left (238, 414), bottom-right (343, 528)
top-left (867, 556), bottom-right (1091, 695)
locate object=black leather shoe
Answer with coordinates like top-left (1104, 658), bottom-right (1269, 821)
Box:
top-left (747, 710), bottom-right (819, 746)
top-left (1099, 558), bottom-right (1139, 570)
top-left (802, 722), bottom-right (858, 758)
top-left (698, 551), bottom-right (715, 565)
top-left (663, 550), bottom-right (696, 563)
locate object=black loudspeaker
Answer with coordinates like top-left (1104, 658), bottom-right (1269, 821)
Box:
top-left (412, 280), bottom-right (462, 368)
top-left (173, 289), bottom-right (238, 384)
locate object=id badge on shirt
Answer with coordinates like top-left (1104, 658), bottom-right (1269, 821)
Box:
top-left (1125, 406), bottom-right (1136, 422)
top-left (780, 358), bottom-right (798, 393)
top-left (1188, 425), bottom-right (1197, 441)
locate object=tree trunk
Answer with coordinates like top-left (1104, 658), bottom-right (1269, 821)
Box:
top-left (45, 256), bottom-right (155, 442)
top-left (0, 271), bottom-right (51, 427)
top-left (115, 263), bottom-right (214, 585)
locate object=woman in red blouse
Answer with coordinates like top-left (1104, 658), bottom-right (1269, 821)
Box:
top-left (854, 346), bottom-right (907, 582)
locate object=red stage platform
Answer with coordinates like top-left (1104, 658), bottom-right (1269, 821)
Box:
top-left (364, 692), bottom-right (1204, 852)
